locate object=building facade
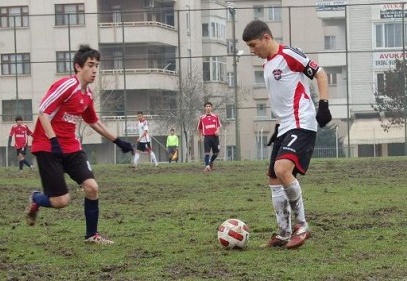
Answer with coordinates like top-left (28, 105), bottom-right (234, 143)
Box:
top-left (1, 0), bottom-right (406, 166)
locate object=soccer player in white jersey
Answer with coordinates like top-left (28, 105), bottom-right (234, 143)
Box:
top-left (133, 111), bottom-right (159, 167)
top-left (243, 20), bottom-right (332, 249)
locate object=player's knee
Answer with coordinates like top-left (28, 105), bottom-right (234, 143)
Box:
top-left (50, 194), bottom-right (70, 208)
top-left (82, 179), bottom-right (99, 199)
top-left (274, 163), bottom-right (292, 182)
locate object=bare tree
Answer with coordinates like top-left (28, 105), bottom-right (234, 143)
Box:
top-left (76, 74), bottom-right (125, 144)
top-left (372, 59), bottom-right (407, 131)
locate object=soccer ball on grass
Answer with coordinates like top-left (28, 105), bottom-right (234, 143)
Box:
top-left (217, 218), bottom-right (249, 249)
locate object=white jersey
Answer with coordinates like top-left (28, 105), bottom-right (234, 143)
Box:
top-left (264, 45), bottom-right (319, 136)
top-left (137, 119), bottom-right (150, 143)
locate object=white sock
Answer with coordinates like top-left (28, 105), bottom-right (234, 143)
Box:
top-left (270, 184), bottom-right (291, 237)
top-left (133, 153), bottom-right (140, 165)
top-left (285, 180), bottom-right (306, 225)
top-left (150, 151), bottom-right (158, 165)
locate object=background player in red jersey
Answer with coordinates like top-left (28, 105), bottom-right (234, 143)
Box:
top-left (197, 102), bottom-right (222, 172)
top-left (25, 45), bottom-right (133, 244)
top-left (8, 115), bottom-right (34, 172)
top-left (243, 20), bottom-right (332, 249)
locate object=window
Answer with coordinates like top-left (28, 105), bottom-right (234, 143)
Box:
top-left (202, 56), bottom-right (226, 82)
top-left (254, 70), bottom-right (265, 88)
top-left (2, 99), bottom-right (32, 121)
top-left (256, 135), bottom-right (268, 159)
top-left (186, 5), bottom-right (190, 34)
top-left (226, 145), bottom-right (236, 160)
top-left (226, 104), bottom-right (235, 120)
top-left (257, 103), bottom-right (267, 117)
top-left (324, 36), bottom-right (336, 50)
top-left (376, 73), bottom-right (385, 95)
top-left (325, 67), bottom-right (341, 86)
top-left (227, 39), bottom-right (238, 54)
top-left (268, 6), bottom-right (281, 21)
top-left (254, 5), bottom-right (264, 20)
top-left (55, 4), bottom-right (85, 26)
top-left (1, 53), bottom-right (30, 75)
top-left (0, 6), bottom-right (29, 28)
top-left (327, 72), bottom-right (337, 86)
top-left (56, 51), bottom-right (75, 73)
top-left (227, 72), bottom-right (234, 87)
top-left (202, 17), bottom-right (225, 40)
top-left (375, 23), bottom-right (407, 48)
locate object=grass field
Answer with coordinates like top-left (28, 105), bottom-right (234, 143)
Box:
top-left (1, 157), bottom-right (407, 281)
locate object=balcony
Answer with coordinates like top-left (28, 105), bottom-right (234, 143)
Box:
top-left (317, 51), bottom-right (346, 67)
top-left (98, 21), bottom-right (178, 45)
top-left (99, 68), bottom-right (178, 91)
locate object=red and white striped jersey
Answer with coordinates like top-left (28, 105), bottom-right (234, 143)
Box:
top-left (197, 113), bottom-right (222, 136)
top-left (264, 45), bottom-right (319, 136)
top-left (32, 76), bottom-right (99, 153)
top-left (9, 124), bottom-right (33, 149)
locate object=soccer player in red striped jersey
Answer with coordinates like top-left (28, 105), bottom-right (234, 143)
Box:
top-left (25, 45), bottom-right (133, 244)
top-left (197, 102), bottom-right (222, 171)
top-left (8, 115), bottom-right (33, 172)
top-left (243, 20), bottom-right (332, 249)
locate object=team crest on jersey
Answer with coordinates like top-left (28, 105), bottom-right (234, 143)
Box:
top-left (273, 69), bottom-right (282, 80)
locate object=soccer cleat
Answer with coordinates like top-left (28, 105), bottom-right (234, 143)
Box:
top-left (209, 162), bottom-right (214, 170)
top-left (204, 165), bottom-right (211, 172)
top-left (25, 191), bottom-right (40, 226)
top-left (154, 163), bottom-right (159, 167)
top-left (286, 224), bottom-right (311, 249)
top-left (85, 233), bottom-right (114, 244)
top-left (261, 233), bottom-right (289, 248)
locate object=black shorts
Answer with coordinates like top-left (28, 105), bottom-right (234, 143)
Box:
top-left (167, 146), bottom-right (177, 155)
top-left (136, 142), bottom-right (152, 152)
top-left (268, 129), bottom-right (316, 178)
top-left (34, 151), bottom-right (95, 197)
top-left (16, 147), bottom-right (27, 156)
top-left (204, 135), bottom-right (220, 154)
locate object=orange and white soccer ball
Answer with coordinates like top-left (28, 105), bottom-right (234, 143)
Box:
top-left (217, 218), bottom-right (249, 249)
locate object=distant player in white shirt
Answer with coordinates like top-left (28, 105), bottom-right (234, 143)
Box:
top-left (243, 20), bottom-right (332, 249)
top-left (132, 111), bottom-right (158, 167)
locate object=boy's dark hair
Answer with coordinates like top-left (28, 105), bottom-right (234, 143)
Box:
top-left (242, 20), bottom-right (273, 42)
top-left (73, 44), bottom-right (100, 73)
top-left (204, 102), bottom-right (212, 107)
top-left (137, 111), bottom-right (143, 115)
top-left (15, 115), bottom-right (23, 122)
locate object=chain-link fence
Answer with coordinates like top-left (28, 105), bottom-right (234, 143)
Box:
top-left (1, 1), bottom-right (406, 166)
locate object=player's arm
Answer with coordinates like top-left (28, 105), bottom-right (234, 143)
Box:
top-left (315, 68), bottom-right (329, 101)
top-left (89, 120), bottom-right (117, 141)
top-left (38, 112), bottom-right (57, 139)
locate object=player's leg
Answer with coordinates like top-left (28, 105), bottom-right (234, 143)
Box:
top-left (209, 136), bottom-right (220, 170)
top-left (275, 129), bottom-right (316, 249)
top-left (17, 149), bottom-right (24, 171)
top-left (203, 137), bottom-right (211, 171)
top-left (26, 152), bottom-right (69, 226)
top-left (133, 142), bottom-right (144, 167)
top-left (263, 137), bottom-right (292, 247)
top-left (21, 147), bottom-right (32, 168)
top-left (65, 151), bottom-right (112, 244)
top-left (147, 142), bottom-right (158, 166)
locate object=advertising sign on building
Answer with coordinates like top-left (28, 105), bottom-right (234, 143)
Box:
top-left (380, 3), bottom-right (407, 19)
top-left (316, 0), bottom-right (346, 11)
top-left (373, 51), bottom-right (407, 70)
